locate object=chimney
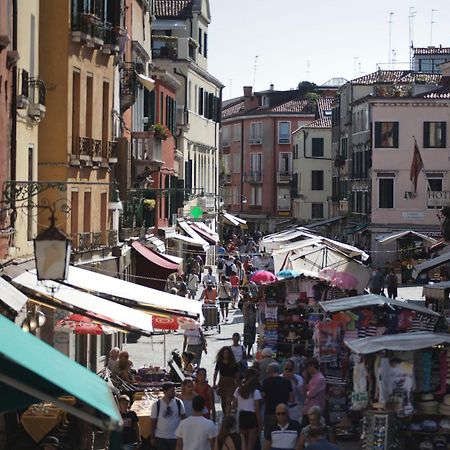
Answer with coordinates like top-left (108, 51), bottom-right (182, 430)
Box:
top-left (243, 86), bottom-right (258, 110)
top-left (270, 83), bottom-right (274, 91)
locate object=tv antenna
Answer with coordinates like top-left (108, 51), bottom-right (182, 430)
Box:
top-left (409, 6), bottom-right (417, 69)
top-left (306, 60), bottom-right (311, 80)
top-left (430, 9), bottom-right (438, 45)
top-left (353, 57), bottom-right (359, 78)
top-left (252, 55), bottom-right (259, 90)
top-left (388, 12), bottom-right (394, 68)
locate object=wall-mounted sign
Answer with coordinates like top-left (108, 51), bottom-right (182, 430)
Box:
top-left (402, 212), bottom-right (425, 221)
top-left (427, 190), bottom-right (450, 208)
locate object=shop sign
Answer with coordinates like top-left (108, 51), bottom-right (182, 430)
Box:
top-left (402, 211), bottom-right (424, 221)
top-left (427, 190), bottom-right (450, 208)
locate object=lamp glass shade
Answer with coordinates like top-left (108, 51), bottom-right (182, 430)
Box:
top-left (34, 225), bottom-right (71, 281)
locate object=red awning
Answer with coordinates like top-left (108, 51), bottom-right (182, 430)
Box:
top-left (131, 242), bottom-right (180, 271)
top-left (190, 224), bottom-right (218, 245)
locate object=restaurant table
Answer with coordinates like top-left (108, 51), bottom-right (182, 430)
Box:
top-left (20, 405), bottom-right (64, 442)
top-left (130, 399), bottom-right (157, 439)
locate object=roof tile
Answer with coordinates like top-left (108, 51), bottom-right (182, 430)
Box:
top-left (302, 117), bottom-right (332, 129)
top-left (351, 70), bottom-right (441, 86)
top-left (154, 0), bottom-right (193, 18)
top-left (413, 47), bottom-right (450, 55)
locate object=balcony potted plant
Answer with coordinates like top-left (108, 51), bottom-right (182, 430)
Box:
top-left (152, 123), bottom-right (169, 141)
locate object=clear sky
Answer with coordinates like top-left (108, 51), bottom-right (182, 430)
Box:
top-left (207, 0), bottom-right (450, 100)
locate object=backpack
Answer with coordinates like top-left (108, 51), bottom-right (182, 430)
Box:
top-left (225, 263), bottom-right (233, 277)
top-left (155, 398), bottom-right (183, 431)
top-left (217, 260), bottom-right (224, 270)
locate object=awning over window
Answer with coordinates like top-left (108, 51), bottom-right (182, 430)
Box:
top-left (376, 230), bottom-right (437, 246)
top-left (0, 314), bottom-right (121, 430)
top-left (345, 332), bottom-right (450, 354)
top-left (137, 73), bottom-right (155, 91)
top-left (12, 271), bottom-right (153, 335)
top-left (0, 277), bottom-right (28, 312)
top-left (132, 242), bottom-right (179, 271)
top-left (57, 266), bottom-right (202, 318)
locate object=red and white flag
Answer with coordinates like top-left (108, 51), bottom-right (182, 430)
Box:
top-left (410, 139), bottom-right (424, 192)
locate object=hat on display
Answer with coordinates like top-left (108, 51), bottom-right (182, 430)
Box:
top-left (286, 331), bottom-right (299, 341)
top-left (439, 418), bottom-right (450, 430)
top-left (443, 395), bottom-right (450, 406)
top-left (261, 348), bottom-right (274, 358)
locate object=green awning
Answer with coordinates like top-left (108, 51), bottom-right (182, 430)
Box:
top-left (0, 314), bottom-right (121, 430)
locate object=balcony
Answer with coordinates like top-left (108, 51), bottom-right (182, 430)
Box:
top-left (277, 171), bottom-right (292, 183)
top-left (222, 173), bottom-right (232, 184)
top-left (102, 23), bottom-right (120, 55)
top-left (120, 62), bottom-right (137, 112)
top-left (108, 229), bottom-right (118, 247)
top-left (244, 171), bottom-right (263, 183)
top-left (151, 35), bottom-right (178, 59)
top-left (71, 12), bottom-right (104, 48)
top-left (28, 78), bottom-right (46, 119)
top-left (91, 231), bottom-right (103, 249)
top-left (73, 232), bottom-right (92, 253)
top-left (17, 69), bottom-right (29, 109)
top-left (132, 131), bottom-right (163, 168)
top-left (103, 141), bottom-right (118, 164)
top-left (70, 137), bottom-right (114, 167)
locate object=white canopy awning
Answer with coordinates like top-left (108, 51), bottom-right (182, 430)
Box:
top-left (178, 220), bottom-right (209, 250)
top-left (137, 73), bottom-right (155, 91)
top-left (413, 251), bottom-right (450, 278)
top-left (222, 213), bottom-right (247, 227)
top-left (58, 266), bottom-right (202, 318)
top-left (193, 221), bottom-right (220, 241)
top-left (170, 232), bottom-right (207, 249)
top-left (320, 293), bottom-right (441, 316)
top-left (12, 271), bottom-right (153, 335)
top-left (376, 230), bottom-right (437, 246)
top-left (0, 277), bottom-right (28, 312)
top-left (345, 332), bottom-right (450, 354)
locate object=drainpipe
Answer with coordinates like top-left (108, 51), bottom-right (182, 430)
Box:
top-left (273, 117), bottom-right (277, 232)
top-left (240, 118), bottom-right (244, 213)
top-left (173, 68), bottom-right (188, 125)
top-left (10, 0), bottom-right (18, 229)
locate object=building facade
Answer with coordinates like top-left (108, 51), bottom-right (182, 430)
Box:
top-left (413, 46), bottom-right (450, 74)
top-left (221, 84), bottom-right (337, 233)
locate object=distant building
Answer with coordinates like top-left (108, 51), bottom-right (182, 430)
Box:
top-left (413, 46), bottom-right (450, 74)
top-left (220, 83), bottom-right (338, 233)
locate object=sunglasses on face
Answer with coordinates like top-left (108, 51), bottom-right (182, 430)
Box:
top-left (276, 412), bottom-right (288, 416)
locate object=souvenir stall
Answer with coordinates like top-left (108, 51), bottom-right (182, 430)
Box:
top-left (345, 333), bottom-right (450, 450)
top-left (314, 294), bottom-right (444, 438)
top-left (423, 280), bottom-right (450, 331)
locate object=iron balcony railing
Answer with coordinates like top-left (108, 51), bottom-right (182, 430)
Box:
top-left (245, 171), bottom-right (263, 183)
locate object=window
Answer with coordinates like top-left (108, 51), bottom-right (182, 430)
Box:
top-left (311, 138), bottom-right (324, 157)
top-left (233, 123), bottom-right (241, 141)
top-left (261, 95), bottom-right (269, 107)
top-left (249, 122), bottom-right (262, 143)
top-left (340, 137), bottom-right (348, 158)
top-left (424, 122), bottom-right (446, 148)
top-left (198, 87), bottom-right (204, 115)
top-left (232, 153), bottom-right (241, 174)
top-left (250, 186), bottom-right (262, 206)
top-left (279, 152), bottom-right (292, 175)
top-left (311, 170), bottom-right (324, 191)
top-left (311, 203), bottom-right (324, 219)
top-left (221, 126), bottom-right (230, 147)
top-left (204, 33), bottom-right (208, 58)
top-left (250, 153), bottom-right (262, 174)
top-left (278, 121), bottom-right (291, 144)
top-left (378, 178), bottom-right (394, 208)
top-left (277, 187), bottom-right (290, 211)
top-left (198, 28), bottom-right (203, 54)
top-left (144, 90), bottom-right (155, 130)
top-left (222, 154), bottom-right (230, 174)
top-left (374, 122), bottom-right (399, 148)
top-left (427, 176), bottom-right (443, 192)
top-left (232, 186), bottom-right (240, 205)
top-left (83, 192), bottom-right (91, 232)
top-left (86, 73), bottom-right (93, 137)
top-left (27, 146), bottom-right (34, 241)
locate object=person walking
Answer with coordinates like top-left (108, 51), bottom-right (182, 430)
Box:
top-left (303, 426), bottom-right (339, 450)
top-left (214, 415), bottom-right (244, 450)
top-left (150, 382), bottom-right (186, 450)
top-left (218, 275), bottom-right (233, 323)
top-left (213, 346), bottom-right (240, 416)
top-left (183, 327), bottom-right (206, 367)
top-left (282, 359), bottom-right (304, 424)
top-left (201, 282), bottom-right (218, 305)
top-left (302, 359), bottom-right (326, 427)
top-left (231, 332), bottom-right (247, 377)
top-left (230, 271), bottom-right (241, 309)
top-left (194, 368), bottom-right (216, 422)
top-left (385, 269), bottom-right (398, 299)
top-left (257, 348), bottom-right (274, 385)
top-left (118, 394), bottom-right (141, 450)
top-left (261, 363), bottom-right (294, 431)
top-left (263, 403), bottom-right (301, 450)
top-left (175, 395), bottom-right (217, 450)
top-left (232, 368), bottom-right (262, 450)
top-left (187, 269), bottom-right (199, 299)
top-left (242, 293), bottom-right (257, 358)
top-left (179, 378), bottom-right (196, 417)
top-left (203, 267), bottom-right (217, 288)
top-left (297, 406), bottom-right (336, 450)
top-left (368, 268), bottom-right (384, 295)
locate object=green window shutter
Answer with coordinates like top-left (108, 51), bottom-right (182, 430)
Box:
top-left (374, 122), bottom-right (382, 147)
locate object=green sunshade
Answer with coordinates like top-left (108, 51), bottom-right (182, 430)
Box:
top-left (0, 314), bottom-right (121, 430)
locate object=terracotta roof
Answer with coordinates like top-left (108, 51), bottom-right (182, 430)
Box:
top-left (413, 47), bottom-right (450, 56)
top-left (317, 97), bottom-right (333, 119)
top-left (154, 0), bottom-right (193, 18)
top-left (417, 76), bottom-right (450, 99)
top-left (269, 98), bottom-right (312, 113)
top-left (351, 70), bottom-right (441, 86)
top-left (222, 99), bottom-right (245, 119)
top-left (301, 117), bottom-right (332, 129)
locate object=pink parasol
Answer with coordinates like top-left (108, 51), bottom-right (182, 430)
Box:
top-left (318, 267), bottom-right (337, 281)
top-left (250, 270), bottom-right (278, 284)
top-left (330, 271), bottom-right (359, 290)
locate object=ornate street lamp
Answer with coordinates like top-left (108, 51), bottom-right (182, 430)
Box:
top-left (34, 209), bottom-right (71, 281)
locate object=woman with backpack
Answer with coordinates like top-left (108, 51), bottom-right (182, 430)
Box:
top-left (232, 368), bottom-right (261, 450)
top-left (214, 415), bottom-right (244, 450)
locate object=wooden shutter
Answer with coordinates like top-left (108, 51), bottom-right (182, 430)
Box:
top-left (393, 122), bottom-right (399, 147)
top-left (441, 122), bottom-right (447, 148)
top-left (374, 122), bottom-right (382, 148)
top-left (423, 122), bottom-right (430, 148)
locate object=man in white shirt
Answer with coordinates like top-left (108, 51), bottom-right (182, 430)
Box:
top-left (150, 382), bottom-right (186, 450)
top-left (218, 275), bottom-right (233, 323)
top-left (183, 328), bottom-right (205, 366)
top-left (175, 395), bottom-right (217, 450)
top-left (186, 269), bottom-right (199, 299)
top-left (202, 267), bottom-right (217, 288)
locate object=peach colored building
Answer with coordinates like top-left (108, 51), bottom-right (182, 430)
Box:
top-left (369, 76), bottom-right (450, 266)
top-left (221, 85), bottom-right (337, 233)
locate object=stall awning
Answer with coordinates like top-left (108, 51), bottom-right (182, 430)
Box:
top-left (147, 235), bottom-right (166, 253)
top-left (137, 73), bottom-right (155, 91)
top-left (305, 216), bottom-right (343, 229)
top-left (0, 277), bottom-right (28, 312)
top-left (222, 213), bottom-right (247, 226)
top-left (376, 230), bottom-right (437, 246)
top-left (12, 271), bottom-right (154, 335)
top-left (58, 266), bottom-right (202, 318)
top-left (177, 220), bottom-right (209, 250)
top-left (170, 233), bottom-right (207, 248)
top-left (0, 314), bottom-right (121, 430)
top-left (345, 332), bottom-right (450, 354)
top-left (190, 223), bottom-right (219, 245)
top-left (192, 222), bottom-right (220, 241)
top-left (413, 251), bottom-right (450, 277)
top-left (132, 242), bottom-right (179, 271)
top-left (319, 293), bottom-right (441, 317)
top-left (162, 253), bottom-right (184, 265)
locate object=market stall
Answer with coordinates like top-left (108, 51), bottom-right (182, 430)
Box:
top-left (345, 332), bottom-right (450, 450)
top-left (423, 280), bottom-right (450, 331)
